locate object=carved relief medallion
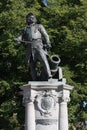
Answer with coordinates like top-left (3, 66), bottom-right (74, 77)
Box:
top-left (41, 96), bottom-right (54, 110)
top-left (35, 91), bottom-right (56, 115)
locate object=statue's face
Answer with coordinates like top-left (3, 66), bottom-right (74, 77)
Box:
top-left (26, 15), bottom-right (36, 25)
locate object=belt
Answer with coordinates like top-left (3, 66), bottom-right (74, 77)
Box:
top-left (31, 38), bottom-right (42, 42)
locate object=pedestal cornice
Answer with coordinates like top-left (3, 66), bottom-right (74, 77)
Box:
top-left (20, 80), bottom-right (74, 91)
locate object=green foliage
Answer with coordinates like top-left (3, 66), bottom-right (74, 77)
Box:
top-left (0, 0), bottom-right (87, 129)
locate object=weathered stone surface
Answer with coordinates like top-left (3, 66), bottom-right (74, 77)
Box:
top-left (20, 80), bottom-right (73, 130)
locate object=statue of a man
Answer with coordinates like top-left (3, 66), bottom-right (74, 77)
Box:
top-left (14, 13), bottom-right (52, 81)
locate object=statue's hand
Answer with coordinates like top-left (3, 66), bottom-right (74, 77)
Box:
top-left (47, 43), bottom-right (52, 48)
top-left (14, 38), bottom-right (21, 44)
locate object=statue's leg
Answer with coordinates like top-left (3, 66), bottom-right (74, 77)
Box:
top-left (30, 58), bottom-right (38, 81)
top-left (37, 51), bottom-right (52, 80)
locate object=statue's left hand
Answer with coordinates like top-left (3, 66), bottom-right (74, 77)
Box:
top-left (47, 43), bottom-right (52, 48)
top-left (14, 38), bottom-right (21, 44)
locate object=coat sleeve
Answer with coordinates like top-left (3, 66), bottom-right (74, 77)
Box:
top-left (14, 27), bottom-right (26, 43)
top-left (21, 27), bottom-right (27, 40)
top-left (39, 24), bottom-right (51, 46)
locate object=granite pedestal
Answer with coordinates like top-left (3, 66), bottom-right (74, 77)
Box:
top-left (20, 79), bottom-right (73, 130)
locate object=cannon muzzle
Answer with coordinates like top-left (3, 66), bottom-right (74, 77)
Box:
top-left (49, 55), bottom-right (60, 76)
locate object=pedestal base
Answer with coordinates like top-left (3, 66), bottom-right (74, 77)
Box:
top-left (20, 79), bottom-right (73, 130)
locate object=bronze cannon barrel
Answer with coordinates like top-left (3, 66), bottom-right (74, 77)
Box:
top-left (49, 55), bottom-right (60, 76)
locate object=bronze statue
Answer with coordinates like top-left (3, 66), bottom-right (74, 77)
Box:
top-left (14, 13), bottom-right (52, 81)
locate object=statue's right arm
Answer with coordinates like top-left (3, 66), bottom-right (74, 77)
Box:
top-left (14, 28), bottom-right (26, 43)
top-left (14, 35), bottom-right (22, 43)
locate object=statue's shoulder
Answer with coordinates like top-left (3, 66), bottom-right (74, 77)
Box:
top-left (37, 24), bottom-right (43, 28)
top-left (36, 24), bottom-right (44, 31)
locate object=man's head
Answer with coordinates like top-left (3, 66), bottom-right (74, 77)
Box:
top-left (26, 13), bottom-right (37, 25)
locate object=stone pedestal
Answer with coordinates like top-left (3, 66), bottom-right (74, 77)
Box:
top-left (20, 79), bottom-right (73, 130)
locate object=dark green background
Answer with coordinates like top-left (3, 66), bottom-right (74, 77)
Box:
top-left (0, 0), bottom-right (87, 129)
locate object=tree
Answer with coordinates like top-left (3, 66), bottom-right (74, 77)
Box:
top-left (0, 0), bottom-right (87, 129)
